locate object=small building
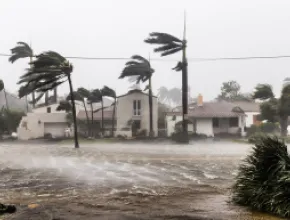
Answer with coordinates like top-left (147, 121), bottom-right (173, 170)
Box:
top-left (230, 101), bottom-right (261, 127)
top-left (165, 95), bottom-right (246, 137)
top-left (17, 103), bottom-right (71, 140)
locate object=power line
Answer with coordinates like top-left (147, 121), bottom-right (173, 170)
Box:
top-left (1, 53), bottom-right (290, 62)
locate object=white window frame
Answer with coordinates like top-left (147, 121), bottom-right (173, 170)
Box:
top-left (133, 100), bottom-right (141, 116)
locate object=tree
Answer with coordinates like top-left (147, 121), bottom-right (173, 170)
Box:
top-left (76, 88), bottom-right (91, 136)
top-left (17, 51), bottom-right (80, 148)
top-left (145, 27), bottom-right (189, 142)
top-left (253, 84), bottom-right (290, 136)
top-left (9, 42), bottom-right (57, 107)
top-left (217, 80), bottom-right (252, 102)
top-left (87, 89), bottom-right (102, 137)
top-left (101, 86), bottom-right (116, 137)
top-left (119, 55), bottom-right (155, 136)
top-left (0, 80), bottom-right (9, 110)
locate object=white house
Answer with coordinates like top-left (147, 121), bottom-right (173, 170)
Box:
top-left (230, 101), bottom-right (260, 128)
top-left (17, 89), bottom-right (158, 139)
top-left (115, 89), bottom-right (158, 137)
top-left (165, 95), bottom-right (246, 137)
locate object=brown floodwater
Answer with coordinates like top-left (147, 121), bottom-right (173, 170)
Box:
top-left (0, 140), bottom-right (285, 219)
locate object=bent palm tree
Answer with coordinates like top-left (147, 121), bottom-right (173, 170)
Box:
top-left (17, 51), bottom-right (80, 148)
top-left (9, 42), bottom-right (36, 106)
top-left (101, 86), bottom-right (116, 137)
top-left (119, 55), bottom-right (155, 136)
top-left (145, 22), bottom-right (188, 142)
top-left (87, 89), bottom-right (102, 137)
top-left (10, 42), bottom-right (57, 106)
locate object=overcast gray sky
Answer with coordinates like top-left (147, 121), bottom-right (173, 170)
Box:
top-left (1, 0), bottom-right (290, 101)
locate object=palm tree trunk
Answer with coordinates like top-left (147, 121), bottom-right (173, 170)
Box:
top-left (53, 88), bottom-right (57, 103)
top-left (111, 98), bottom-right (116, 137)
top-left (82, 100), bottom-right (90, 137)
top-left (67, 74), bottom-right (79, 148)
top-left (181, 47), bottom-right (189, 143)
top-left (3, 88), bottom-right (9, 111)
top-left (25, 96), bottom-right (29, 112)
top-left (30, 56), bottom-right (36, 108)
top-left (148, 77), bottom-right (154, 137)
top-left (45, 92), bottom-right (49, 106)
top-left (101, 97), bottom-right (104, 137)
top-left (280, 115), bottom-right (288, 137)
top-left (90, 103), bottom-right (94, 137)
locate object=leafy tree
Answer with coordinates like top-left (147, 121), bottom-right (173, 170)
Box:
top-left (253, 84), bottom-right (290, 136)
top-left (101, 86), bottom-right (116, 137)
top-left (145, 29), bottom-right (189, 142)
top-left (17, 51), bottom-right (80, 148)
top-left (217, 80), bottom-right (252, 102)
top-left (0, 108), bottom-right (25, 135)
top-left (119, 55), bottom-right (155, 136)
top-left (0, 80), bottom-right (9, 110)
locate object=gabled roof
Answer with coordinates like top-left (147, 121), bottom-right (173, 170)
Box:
top-left (117, 89), bottom-right (157, 98)
top-left (230, 101), bottom-right (260, 112)
top-left (167, 101), bottom-right (245, 118)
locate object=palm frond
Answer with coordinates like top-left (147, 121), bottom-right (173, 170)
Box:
top-left (101, 86), bottom-right (116, 98)
top-left (172, 62), bottom-right (184, 72)
top-left (145, 32), bottom-right (182, 44)
top-left (29, 92), bottom-right (45, 105)
top-left (9, 42), bottom-right (33, 63)
top-left (131, 55), bottom-right (150, 66)
top-left (77, 87), bottom-right (91, 98)
top-left (161, 47), bottom-right (183, 56)
top-left (154, 43), bottom-right (182, 53)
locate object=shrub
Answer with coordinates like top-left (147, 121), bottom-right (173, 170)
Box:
top-left (232, 136), bottom-right (290, 218)
top-left (44, 133), bottom-right (52, 139)
top-left (136, 129), bottom-right (147, 137)
top-left (171, 131), bottom-right (189, 143)
top-left (247, 122), bottom-right (279, 137)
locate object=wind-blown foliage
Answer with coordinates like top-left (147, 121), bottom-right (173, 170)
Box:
top-left (253, 84), bottom-right (290, 136)
top-left (119, 55), bottom-right (155, 136)
top-left (87, 89), bottom-right (102, 137)
top-left (101, 86), bottom-right (116, 137)
top-left (232, 136), bottom-right (290, 218)
top-left (56, 100), bottom-right (72, 112)
top-left (17, 51), bottom-right (79, 148)
top-left (145, 31), bottom-right (189, 142)
top-left (9, 42), bottom-right (33, 63)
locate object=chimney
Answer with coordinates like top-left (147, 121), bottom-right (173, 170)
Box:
top-left (197, 94), bottom-right (203, 106)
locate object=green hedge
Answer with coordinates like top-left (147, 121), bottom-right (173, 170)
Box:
top-left (232, 136), bottom-right (290, 218)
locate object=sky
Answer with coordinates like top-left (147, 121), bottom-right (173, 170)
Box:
top-left (1, 0), bottom-right (290, 101)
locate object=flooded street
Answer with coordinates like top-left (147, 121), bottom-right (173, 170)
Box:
top-left (0, 141), bottom-right (282, 219)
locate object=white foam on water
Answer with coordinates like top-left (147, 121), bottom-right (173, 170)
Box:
top-left (203, 172), bottom-right (218, 179)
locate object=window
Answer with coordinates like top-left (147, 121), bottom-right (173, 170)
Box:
top-left (212, 118), bottom-right (219, 128)
top-left (229, 117), bottom-right (239, 127)
top-left (133, 100), bottom-right (141, 115)
top-left (47, 107), bottom-right (51, 113)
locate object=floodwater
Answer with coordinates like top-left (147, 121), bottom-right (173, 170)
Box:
top-left (0, 140), bottom-right (283, 220)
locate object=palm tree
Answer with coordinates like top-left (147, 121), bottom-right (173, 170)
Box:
top-left (17, 51), bottom-right (80, 148)
top-left (119, 55), bottom-right (155, 136)
top-left (87, 89), bottom-right (102, 137)
top-left (101, 86), bottom-right (116, 137)
top-left (145, 18), bottom-right (189, 142)
top-left (9, 42), bottom-right (36, 107)
top-left (9, 42), bottom-right (57, 107)
top-left (0, 80), bottom-right (9, 110)
top-left (65, 89), bottom-right (91, 136)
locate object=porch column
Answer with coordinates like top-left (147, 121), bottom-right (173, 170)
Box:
top-left (239, 116), bottom-right (246, 137)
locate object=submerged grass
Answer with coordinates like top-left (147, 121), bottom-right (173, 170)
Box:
top-left (232, 136), bottom-right (290, 218)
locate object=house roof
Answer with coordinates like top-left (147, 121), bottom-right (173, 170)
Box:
top-left (230, 101), bottom-right (260, 112)
top-left (117, 89), bottom-right (157, 98)
top-left (166, 101), bottom-right (245, 118)
top-left (77, 110), bottom-right (113, 120)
